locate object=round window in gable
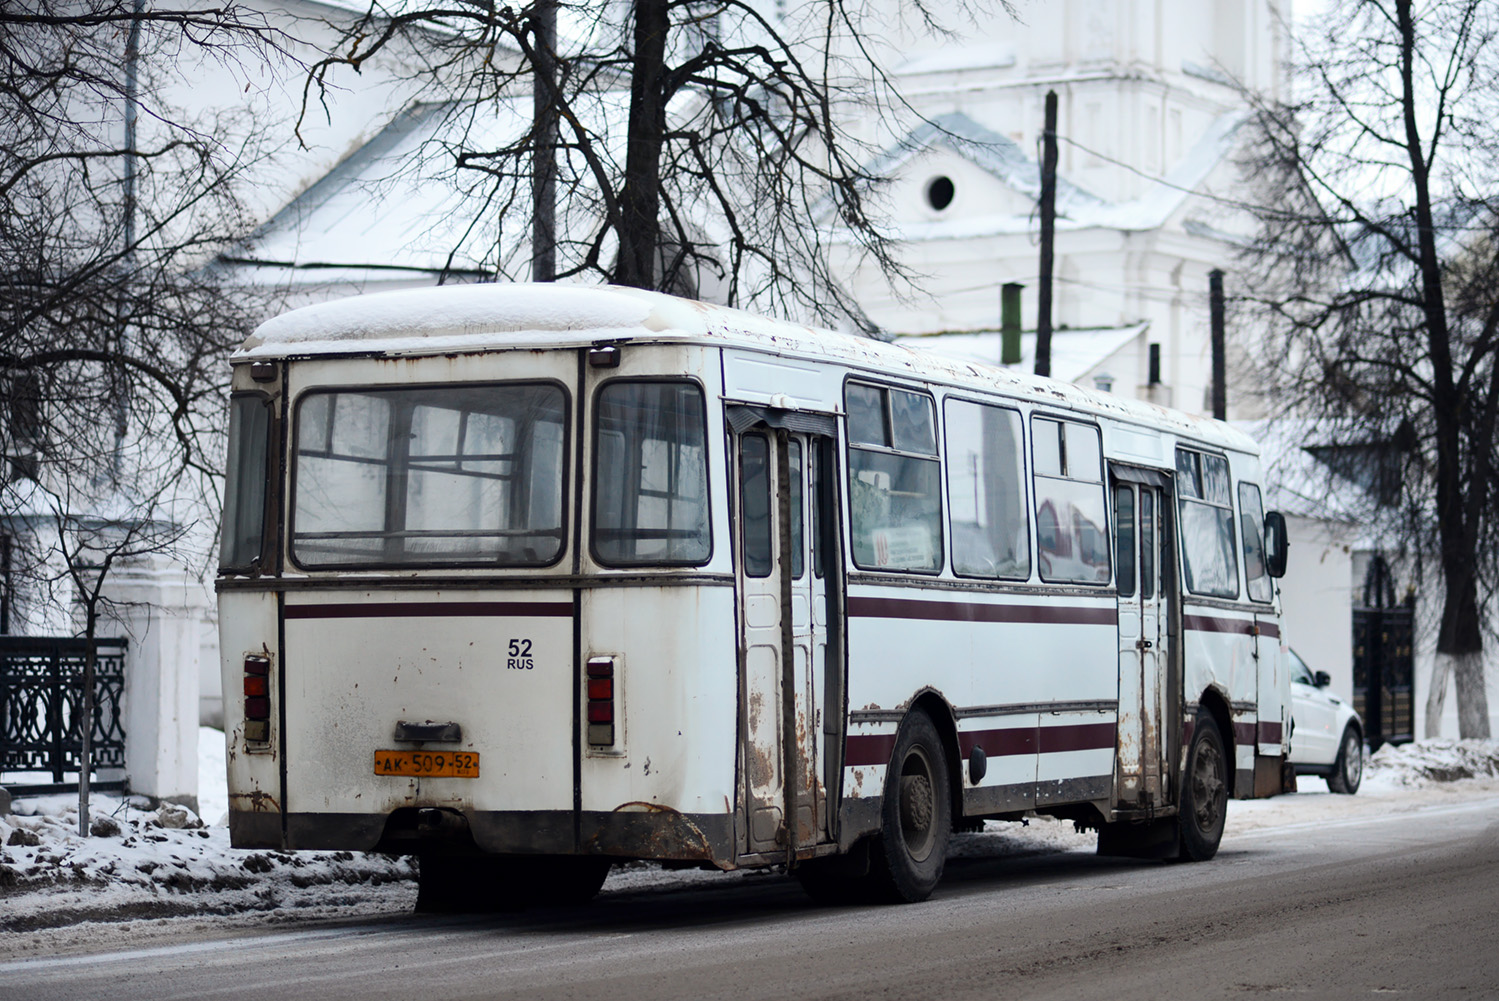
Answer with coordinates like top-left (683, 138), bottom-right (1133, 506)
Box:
top-left (925, 175), bottom-right (955, 211)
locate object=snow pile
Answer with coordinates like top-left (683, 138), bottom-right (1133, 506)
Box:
top-left (199, 724), bottom-right (229, 827)
top-left (0, 795), bottom-right (414, 932)
top-left (1365, 738), bottom-right (1499, 788)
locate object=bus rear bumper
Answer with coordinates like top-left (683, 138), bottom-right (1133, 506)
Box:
top-left (231, 807), bottom-right (737, 867)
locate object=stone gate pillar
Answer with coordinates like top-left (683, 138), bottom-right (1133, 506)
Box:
top-left (101, 558), bottom-right (203, 813)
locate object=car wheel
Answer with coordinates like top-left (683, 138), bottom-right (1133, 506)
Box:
top-left (1327, 725), bottom-right (1364, 795)
top-left (1178, 711), bottom-right (1228, 861)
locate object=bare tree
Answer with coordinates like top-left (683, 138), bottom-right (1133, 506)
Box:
top-left (299, 0), bottom-right (999, 327)
top-left (40, 489), bottom-right (189, 835)
top-left (2, 1), bottom-right (286, 602)
top-left (2, 3), bottom-right (290, 810)
top-left (1235, 0), bottom-right (1499, 737)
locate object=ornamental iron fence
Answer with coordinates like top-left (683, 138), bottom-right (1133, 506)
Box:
top-left (0, 636), bottom-right (128, 795)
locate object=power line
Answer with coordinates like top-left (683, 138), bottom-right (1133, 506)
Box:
top-left (1052, 133), bottom-right (1291, 219)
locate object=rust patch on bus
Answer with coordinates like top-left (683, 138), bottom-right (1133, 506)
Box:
top-left (229, 790), bottom-right (282, 813)
top-left (588, 802), bottom-right (718, 861)
top-left (747, 742), bottom-right (776, 786)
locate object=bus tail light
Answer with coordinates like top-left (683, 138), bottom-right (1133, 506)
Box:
top-left (244, 655), bottom-right (271, 743)
top-left (586, 657), bottom-right (615, 747)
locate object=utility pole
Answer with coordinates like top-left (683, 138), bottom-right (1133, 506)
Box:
top-left (114, 0), bottom-right (144, 484)
top-left (1209, 268), bottom-right (1226, 420)
top-left (1035, 90), bottom-right (1058, 379)
top-left (531, 0), bottom-right (557, 283)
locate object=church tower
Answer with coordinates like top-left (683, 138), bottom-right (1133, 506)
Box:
top-left (839, 0), bottom-right (1290, 417)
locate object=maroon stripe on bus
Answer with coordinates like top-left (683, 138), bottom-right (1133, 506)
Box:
top-left (848, 596), bottom-right (1117, 626)
top-left (844, 733), bottom-right (898, 767)
top-left (1258, 621), bottom-right (1281, 639)
top-left (1037, 722), bottom-right (1117, 754)
top-left (1183, 614), bottom-right (1256, 636)
top-left (848, 719), bottom-right (1115, 767)
top-left (1233, 721), bottom-right (1257, 746)
top-left (1258, 721), bottom-right (1283, 744)
top-left (958, 727), bottom-right (1036, 758)
top-left (285, 601), bottom-right (574, 620)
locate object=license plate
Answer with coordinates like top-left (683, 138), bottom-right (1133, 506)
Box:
top-left (373, 749), bottom-right (480, 778)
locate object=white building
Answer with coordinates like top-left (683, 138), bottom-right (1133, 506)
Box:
top-left (212, 0), bottom-right (1375, 736)
top-left (20, 0), bottom-right (1493, 796)
top-left (834, 1), bottom-right (1286, 409)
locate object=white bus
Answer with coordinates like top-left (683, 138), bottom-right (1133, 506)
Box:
top-left (218, 283), bottom-right (1291, 907)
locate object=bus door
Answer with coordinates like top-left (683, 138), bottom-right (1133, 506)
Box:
top-left (733, 419), bottom-right (843, 858)
top-left (1111, 471), bottom-right (1169, 809)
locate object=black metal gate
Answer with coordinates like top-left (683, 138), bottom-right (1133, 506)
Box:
top-left (1352, 556), bottom-right (1414, 749)
top-left (0, 636), bottom-right (128, 794)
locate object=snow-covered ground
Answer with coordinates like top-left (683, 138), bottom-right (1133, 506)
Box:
top-left (4, 735), bottom-right (1499, 960)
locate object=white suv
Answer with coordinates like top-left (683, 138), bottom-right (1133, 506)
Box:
top-left (1288, 649), bottom-right (1365, 794)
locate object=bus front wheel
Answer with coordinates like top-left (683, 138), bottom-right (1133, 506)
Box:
top-left (1178, 711), bottom-right (1228, 861)
top-left (870, 709), bottom-right (951, 902)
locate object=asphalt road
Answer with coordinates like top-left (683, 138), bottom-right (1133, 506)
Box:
top-left (7, 795), bottom-right (1499, 1001)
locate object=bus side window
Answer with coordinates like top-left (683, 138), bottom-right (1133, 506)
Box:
top-left (845, 383), bottom-right (942, 573)
top-left (593, 381), bottom-right (711, 567)
top-left (740, 433), bottom-right (772, 578)
top-left (944, 399), bottom-right (1029, 580)
top-left (1176, 448), bottom-right (1239, 598)
top-left (1031, 417), bottom-right (1110, 584)
top-left (789, 439), bottom-right (804, 579)
top-left (1238, 481), bottom-right (1273, 603)
top-left (1140, 488), bottom-right (1156, 599)
top-left (1114, 485), bottom-right (1135, 598)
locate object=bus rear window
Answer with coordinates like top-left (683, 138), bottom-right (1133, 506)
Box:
top-left (291, 383), bottom-right (567, 568)
top-left (220, 394), bottom-right (271, 572)
top-left (592, 381), bottom-right (711, 566)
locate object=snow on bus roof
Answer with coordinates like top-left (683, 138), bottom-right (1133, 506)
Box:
top-left (240, 283), bottom-right (1257, 453)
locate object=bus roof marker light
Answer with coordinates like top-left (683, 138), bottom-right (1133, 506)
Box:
top-left (589, 345), bottom-right (621, 368)
top-left (249, 361), bottom-right (277, 382)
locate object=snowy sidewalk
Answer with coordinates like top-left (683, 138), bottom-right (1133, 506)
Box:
top-left (1, 727), bottom-right (418, 938)
top-left (4, 735), bottom-right (1499, 956)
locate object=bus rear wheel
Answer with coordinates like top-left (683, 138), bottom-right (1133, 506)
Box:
top-left (1178, 711), bottom-right (1228, 861)
top-left (870, 709), bottom-right (951, 903)
top-left (416, 855), bottom-right (611, 912)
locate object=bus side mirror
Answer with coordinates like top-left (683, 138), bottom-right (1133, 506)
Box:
top-left (1264, 511), bottom-right (1289, 578)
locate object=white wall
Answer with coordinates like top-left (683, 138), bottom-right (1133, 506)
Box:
top-left (102, 559), bottom-right (202, 811)
top-left (1278, 515), bottom-right (1356, 698)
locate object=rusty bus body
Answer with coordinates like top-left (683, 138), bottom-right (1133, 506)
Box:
top-left (217, 284), bottom-right (1291, 905)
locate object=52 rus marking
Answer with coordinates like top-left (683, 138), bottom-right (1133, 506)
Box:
top-left (507, 637), bottom-right (534, 670)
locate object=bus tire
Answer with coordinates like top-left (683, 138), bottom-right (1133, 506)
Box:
top-left (415, 854), bottom-right (487, 913)
top-left (537, 856), bottom-right (613, 904)
top-left (870, 709), bottom-right (951, 903)
top-left (416, 855), bottom-right (610, 912)
top-left (794, 841), bottom-right (877, 905)
top-left (1178, 711), bottom-right (1229, 861)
